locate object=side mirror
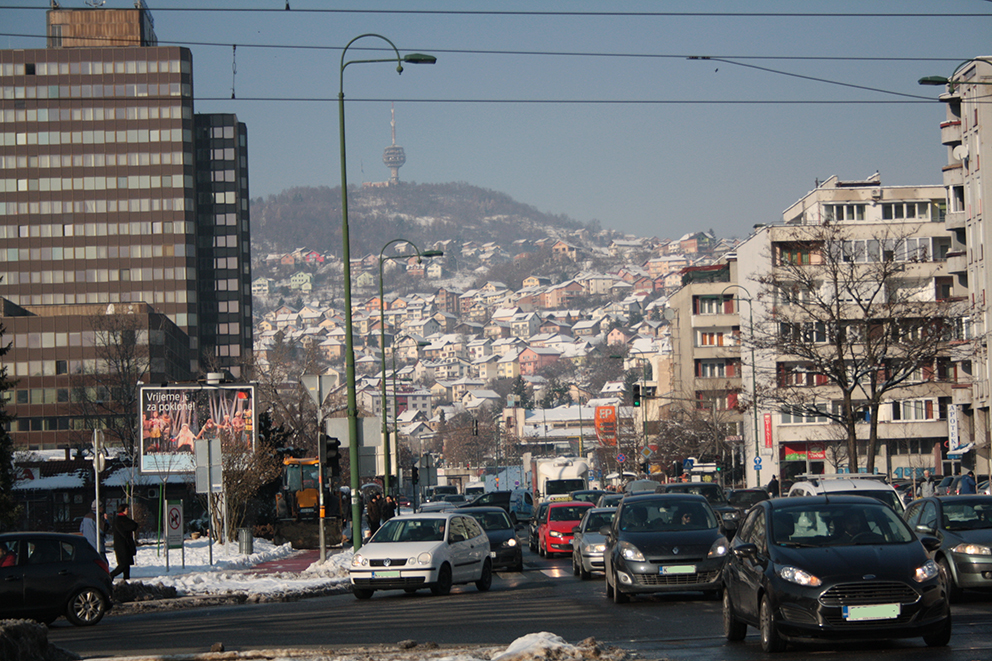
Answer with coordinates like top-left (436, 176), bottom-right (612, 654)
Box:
top-left (919, 535), bottom-right (942, 553)
top-left (599, 525), bottom-right (612, 538)
top-left (915, 523), bottom-right (936, 536)
top-left (732, 543), bottom-right (758, 558)
top-left (572, 526), bottom-right (581, 534)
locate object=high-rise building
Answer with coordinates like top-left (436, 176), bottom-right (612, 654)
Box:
top-left (0, 6), bottom-right (252, 450)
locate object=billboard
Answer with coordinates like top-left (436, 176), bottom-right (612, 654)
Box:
top-left (594, 406), bottom-right (617, 447)
top-left (139, 384), bottom-right (255, 474)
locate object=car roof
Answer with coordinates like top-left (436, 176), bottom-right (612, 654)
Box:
top-left (790, 478), bottom-right (894, 492)
top-left (548, 500), bottom-right (593, 508)
top-left (457, 506), bottom-right (509, 514)
top-left (0, 531), bottom-right (83, 540)
top-left (765, 494), bottom-right (896, 509)
top-left (621, 493), bottom-right (709, 505)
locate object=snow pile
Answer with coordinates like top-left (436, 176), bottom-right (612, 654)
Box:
top-left (491, 633), bottom-right (628, 661)
top-left (303, 548), bottom-right (354, 578)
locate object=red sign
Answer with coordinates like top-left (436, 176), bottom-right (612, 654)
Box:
top-left (595, 406), bottom-right (617, 447)
top-left (764, 413), bottom-right (773, 449)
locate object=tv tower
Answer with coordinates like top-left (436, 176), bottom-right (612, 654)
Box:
top-left (382, 103), bottom-right (406, 185)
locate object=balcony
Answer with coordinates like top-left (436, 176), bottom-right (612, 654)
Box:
top-left (942, 162), bottom-right (963, 188)
top-left (945, 210), bottom-right (966, 231)
top-left (946, 250), bottom-right (968, 275)
top-left (940, 119), bottom-right (962, 146)
top-left (952, 384), bottom-right (973, 406)
top-left (690, 313), bottom-right (738, 329)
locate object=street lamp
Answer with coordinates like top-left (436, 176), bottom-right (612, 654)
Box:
top-left (918, 57), bottom-right (992, 93)
top-left (721, 284), bottom-right (761, 489)
top-left (378, 238), bottom-right (442, 497)
top-left (339, 34), bottom-right (435, 550)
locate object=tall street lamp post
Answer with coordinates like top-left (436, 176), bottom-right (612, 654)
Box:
top-left (338, 34), bottom-right (435, 550)
top-left (378, 239), bottom-right (442, 496)
top-left (722, 284), bottom-right (760, 489)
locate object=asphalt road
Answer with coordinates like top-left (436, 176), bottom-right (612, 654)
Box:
top-left (48, 547), bottom-right (992, 661)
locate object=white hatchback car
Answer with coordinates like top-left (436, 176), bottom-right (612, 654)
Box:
top-left (349, 512), bottom-right (493, 599)
top-left (787, 473), bottom-right (905, 513)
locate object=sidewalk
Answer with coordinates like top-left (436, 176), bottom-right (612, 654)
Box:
top-left (247, 548), bottom-right (321, 574)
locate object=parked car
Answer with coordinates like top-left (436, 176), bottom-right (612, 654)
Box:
top-left (0, 532), bottom-right (113, 626)
top-left (596, 493), bottom-right (624, 509)
top-left (723, 495), bottom-right (950, 653)
top-left (537, 501), bottom-right (594, 558)
top-left (349, 512), bottom-right (492, 599)
top-left (787, 473), bottom-right (905, 513)
top-left (528, 501), bottom-right (551, 552)
top-left (935, 475), bottom-right (955, 495)
top-left (602, 493), bottom-right (728, 603)
top-left (571, 507), bottom-right (615, 579)
top-left (569, 489), bottom-right (606, 505)
top-left (903, 495), bottom-right (992, 600)
top-left (659, 482), bottom-right (741, 537)
top-left (459, 506), bottom-right (523, 572)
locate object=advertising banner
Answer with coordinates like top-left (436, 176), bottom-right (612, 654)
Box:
top-left (594, 406), bottom-right (617, 447)
top-left (139, 384), bottom-right (255, 474)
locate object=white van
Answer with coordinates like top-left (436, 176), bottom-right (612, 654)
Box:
top-left (787, 473), bottom-right (904, 513)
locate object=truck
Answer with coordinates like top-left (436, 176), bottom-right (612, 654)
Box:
top-left (273, 457), bottom-right (341, 548)
top-left (530, 456), bottom-right (589, 503)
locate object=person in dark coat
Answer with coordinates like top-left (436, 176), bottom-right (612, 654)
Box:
top-left (366, 493), bottom-right (382, 538)
top-left (381, 495), bottom-right (396, 521)
top-left (766, 475), bottom-right (780, 497)
top-left (110, 503), bottom-right (138, 580)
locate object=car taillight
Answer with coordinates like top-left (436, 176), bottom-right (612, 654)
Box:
top-left (95, 557), bottom-right (110, 574)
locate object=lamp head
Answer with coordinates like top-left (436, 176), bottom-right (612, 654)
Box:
top-left (422, 250), bottom-right (444, 258)
top-left (403, 53), bottom-right (437, 65)
top-left (918, 76), bottom-right (949, 86)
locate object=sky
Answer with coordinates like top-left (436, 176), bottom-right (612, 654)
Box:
top-left (3, 1), bottom-right (991, 240)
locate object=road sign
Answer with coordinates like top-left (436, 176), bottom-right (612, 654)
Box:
top-left (640, 446), bottom-right (653, 460)
top-left (753, 456), bottom-right (763, 470)
top-left (683, 458), bottom-right (694, 471)
top-left (616, 453), bottom-right (627, 464)
top-left (166, 500), bottom-right (183, 549)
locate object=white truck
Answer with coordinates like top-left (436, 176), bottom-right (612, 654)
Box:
top-left (530, 456), bottom-right (589, 503)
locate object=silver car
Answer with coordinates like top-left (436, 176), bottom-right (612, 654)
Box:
top-left (571, 507), bottom-right (616, 579)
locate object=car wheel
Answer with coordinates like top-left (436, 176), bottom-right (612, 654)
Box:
top-left (352, 588), bottom-right (374, 600)
top-left (612, 570), bottom-right (629, 604)
top-left (723, 588), bottom-right (747, 641)
top-left (579, 560), bottom-right (591, 581)
top-left (430, 563), bottom-right (453, 596)
top-left (65, 588), bottom-right (107, 626)
top-left (512, 559), bottom-right (524, 573)
top-left (403, 588), bottom-right (419, 594)
top-left (572, 553), bottom-right (580, 576)
top-left (605, 569), bottom-right (614, 599)
top-left (538, 539), bottom-right (546, 557)
top-left (938, 557), bottom-right (963, 602)
top-left (759, 595), bottom-right (785, 653)
top-left (923, 614), bottom-right (952, 647)
top-left (475, 558), bottom-right (493, 592)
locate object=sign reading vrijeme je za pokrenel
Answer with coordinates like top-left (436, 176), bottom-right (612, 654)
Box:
top-left (138, 385), bottom-right (255, 474)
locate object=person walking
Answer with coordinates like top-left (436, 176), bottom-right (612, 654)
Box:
top-left (918, 470), bottom-right (937, 498)
top-left (960, 471), bottom-right (977, 495)
top-left (366, 493), bottom-right (382, 538)
top-left (110, 503), bottom-right (138, 581)
top-left (381, 495), bottom-right (396, 521)
top-left (79, 500), bottom-right (107, 557)
top-left (766, 475), bottom-right (780, 497)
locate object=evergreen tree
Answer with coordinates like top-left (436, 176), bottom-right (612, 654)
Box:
top-left (0, 322), bottom-right (22, 531)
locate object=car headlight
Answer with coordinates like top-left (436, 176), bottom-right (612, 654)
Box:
top-left (952, 543), bottom-right (992, 556)
top-left (777, 565), bottom-right (822, 587)
top-left (550, 530), bottom-right (564, 538)
top-left (417, 552), bottom-right (433, 566)
top-left (708, 539), bottom-right (729, 558)
top-left (592, 543), bottom-right (606, 553)
top-left (619, 541), bottom-right (645, 562)
top-left (914, 559), bottom-right (940, 583)
top-left (503, 538), bottom-right (518, 548)
top-left (351, 554), bottom-right (368, 567)
top-left (722, 511), bottom-right (739, 520)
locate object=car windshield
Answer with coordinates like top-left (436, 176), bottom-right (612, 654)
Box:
top-left (598, 494), bottom-right (623, 507)
top-left (549, 505), bottom-right (590, 522)
top-left (667, 484), bottom-right (728, 505)
top-left (570, 491), bottom-right (602, 503)
top-left (827, 489), bottom-right (903, 512)
top-left (942, 500), bottom-right (992, 530)
top-left (729, 490), bottom-right (768, 508)
top-left (372, 518), bottom-right (446, 543)
top-left (771, 503), bottom-right (914, 547)
top-left (619, 501), bottom-right (717, 532)
top-left (470, 511), bottom-right (512, 531)
top-left (584, 510), bottom-right (615, 531)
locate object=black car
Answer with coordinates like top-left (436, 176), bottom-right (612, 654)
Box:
top-left (569, 489), bottom-right (606, 505)
top-left (723, 496), bottom-right (950, 653)
top-left (0, 532), bottom-right (113, 626)
top-left (602, 493), bottom-right (729, 603)
top-left (904, 495), bottom-right (992, 600)
top-left (727, 488), bottom-right (770, 517)
top-left (528, 501), bottom-right (550, 552)
top-left (660, 482), bottom-right (741, 537)
top-left (459, 506), bottom-right (523, 572)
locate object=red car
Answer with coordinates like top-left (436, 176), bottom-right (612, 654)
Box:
top-left (538, 501), bottom-right (593, 557)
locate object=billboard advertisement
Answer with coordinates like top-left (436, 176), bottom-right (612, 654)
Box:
top-left (594, 405), bottom-right (617, 447)
top-left (139, 384), bottom-right (255, 474)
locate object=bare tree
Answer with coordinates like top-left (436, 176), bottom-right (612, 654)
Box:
top-left (750, 221), bottom-right (966, 473)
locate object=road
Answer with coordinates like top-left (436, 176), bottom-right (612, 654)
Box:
top-left (49, 545), bottom-right (992, 660)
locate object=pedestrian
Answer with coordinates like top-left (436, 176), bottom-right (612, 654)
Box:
top-left (381, 495), bottom-right (396, 521)
top-left (918, 470), bottom-right (936, 498)
top-left (960, 471), bottom-right (977, 495)
top-left (767, 475), bottom-right (780, 497)
top-left (366, 493), bottom-right (381, 538)
top-left (110, 503), bottom-right (138, 581)
top-left (79, 500), bottom-right (107, 556)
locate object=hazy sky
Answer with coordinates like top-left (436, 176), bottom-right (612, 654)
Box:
top-left (4, 1), bottom-right (990, 239)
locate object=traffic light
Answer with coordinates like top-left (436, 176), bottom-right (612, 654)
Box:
top-left (632, 384), bottom-right (641, 407)
top-left (411, 466), bottom-right (419, 484)
top-left (320, 434), bottom-right (341, 477)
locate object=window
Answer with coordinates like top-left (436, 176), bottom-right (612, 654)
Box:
top-left (891, 399), bottom-right (937, 421)
top-left (825, 203), bottom-right (866, 222)
top-left (882, 202), bottom-right (931, 221)
top-left (699, 332), bottom-right (724, 347)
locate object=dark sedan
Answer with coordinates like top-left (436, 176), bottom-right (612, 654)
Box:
top-left (0, 532), bottom-right (113, 626)
top-left (602, 493), bottom-right (729, 603)
top-left (904, 495), bottom-right (992, 600)
top-left (660, 482), bottom-right (741, 537)
top-left (723, 496), bottom-right (950, 653)
top-left (459, 506), bottom-right (523, 572)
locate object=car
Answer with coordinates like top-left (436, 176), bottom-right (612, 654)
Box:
top-left (935, 475), bottom-right (955, 495)
top-left (441, 494), bottom-right (469, 505)
top-left (571, 507), bottom-right (615, 579)
top-left (903, 495), bottom-right (992, 600)
top-left (602, 493), bottom-right (729, 603)
top-left (596, 492), bottom-right (624, 509)
top-left (0, 532), bottom-right (113, 626)
top-left (418, 500), bottom-right (456, 513)
top-left (349, 512), bottom-right (492, 599)
top-left (659, 482), bottom-right (741, 537)
top-left (727, 488), bottom-right (770, 517)
top-left (459, 489), bottom-right (534, 523)
top-left (537, 501), bottom-right (594, 557)
top-left (786, 473), bottom-right (905, 513)
top-left (528, 501), bottom-right (551, 552)
top-left (568, 489), bottom-right (606, 505)
top-left (722, 495), bottom-right (951, 653)
top-left (458, 506), bottom-right (523, 572)
top-left (979, 479), bottom-right (991, 496)
top-left (624, 479), bottom-right (660, 495)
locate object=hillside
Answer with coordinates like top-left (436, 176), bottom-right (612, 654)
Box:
top-left (249, 182), bottom-right (600, 257)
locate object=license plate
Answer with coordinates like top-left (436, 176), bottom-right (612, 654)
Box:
top-left (372, 570), bottom-right (400, 579)
top-left (843, 604), bottom-right (900, 621)
top-left (490, 551), bottom-right (497, 558)
top-left (661, 565), bottom-right (695, 575)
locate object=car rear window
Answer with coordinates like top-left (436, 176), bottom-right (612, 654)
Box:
top-left (550, 505), bottom-right (591, 522)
